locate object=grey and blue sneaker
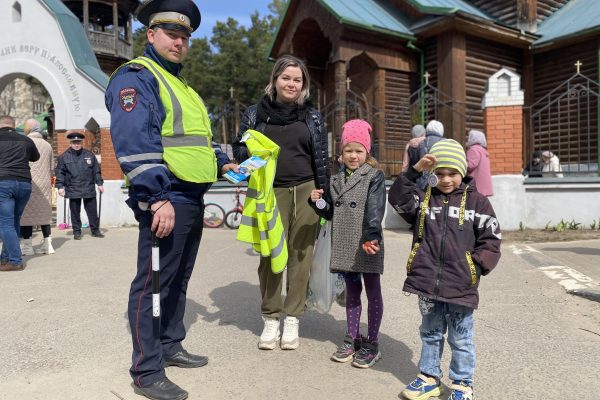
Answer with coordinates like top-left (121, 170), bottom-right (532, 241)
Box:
top-left (351, 337), bottom-right (381, 368)
top-left (331, 333), bottom-right (361, 363)
top-left (448, 380), bottom-right (473, 400)
top-left (400, 374), bottom-right (442, 400)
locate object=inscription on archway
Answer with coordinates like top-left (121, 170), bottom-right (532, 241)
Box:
top-left (0, 44), bottom-right (80, 112)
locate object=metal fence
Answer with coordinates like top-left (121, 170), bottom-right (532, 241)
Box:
top-left (528, 72), bottom-right (599, 176)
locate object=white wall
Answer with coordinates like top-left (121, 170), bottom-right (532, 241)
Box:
top-left (64, 178), bottom-right (600, 231)
top-left (0, 1), bottom-right (109, 129)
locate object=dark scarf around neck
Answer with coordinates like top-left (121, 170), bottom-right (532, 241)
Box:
top-left (256, 95), bottom-right (310, 126)
top-left (145, 44), bottom-right (183, 76)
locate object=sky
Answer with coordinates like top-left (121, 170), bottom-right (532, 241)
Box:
top-left (133, 0), bottom-right (275, 39)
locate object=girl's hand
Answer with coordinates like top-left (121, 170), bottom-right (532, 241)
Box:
top-left (362, 240), bottom-right (380, 255)
top-left (413, 154), bottom-right (437, 172)
top-left (310, 189), bottom-right (324, 203)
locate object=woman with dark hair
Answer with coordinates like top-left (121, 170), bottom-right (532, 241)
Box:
top-left (232, 55), bottom-right (329, 351)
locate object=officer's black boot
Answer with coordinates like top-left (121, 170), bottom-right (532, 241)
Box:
top-left (134, 377), bottom-right (188, 400)
top-left (164, 349), bottom-right (208, 368)
top-left (73, 232), bottom-right (82, 240)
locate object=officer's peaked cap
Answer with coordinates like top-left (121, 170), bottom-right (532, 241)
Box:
top-left (66, 132), bottom-right (85, 141)
top-left (136, 0), bottom-right (201, 33)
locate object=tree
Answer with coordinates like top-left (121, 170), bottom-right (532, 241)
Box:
top-left (132, 26), bottom-right (147, 58)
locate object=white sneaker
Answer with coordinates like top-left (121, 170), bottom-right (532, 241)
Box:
top-left (35, 237), bottom-right (55, 255)
top-left (280, 316), bottom-right (299, 350)
top-left (21, 239), bottom-right (35, 256)
top-left (258, 317), bottom-right (280, 350)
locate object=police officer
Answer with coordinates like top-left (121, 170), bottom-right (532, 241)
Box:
top-left (55, 132), bottom-right (104, 240)
top-left (105, 1), bottom-right (237, 399)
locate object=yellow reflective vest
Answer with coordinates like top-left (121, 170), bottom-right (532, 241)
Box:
top-left (126, 57), bottom-right (217, 183)
top-left (236, 130), bottom-right (288, 273)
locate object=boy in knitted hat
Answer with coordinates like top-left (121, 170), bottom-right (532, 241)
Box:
top-left (388, 139), bottom-right (501, 400)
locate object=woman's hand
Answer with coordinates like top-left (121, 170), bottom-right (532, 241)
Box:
top-left (362, 240), bottom-right (380, 255)
top-left (310, 189), bottom-right (324, 203)
top-left (413, 154), bottom-right (437, 172)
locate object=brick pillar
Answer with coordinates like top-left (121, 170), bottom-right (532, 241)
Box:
top-left (484, 106), bottom-right (523, 174)
top-left (100, 128), bottom-right (122, 180)
top-left (482, 68), bottom-right (525, 174)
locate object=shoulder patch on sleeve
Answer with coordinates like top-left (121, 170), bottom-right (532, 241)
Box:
top-left (128, 63), bottom-right (145, 71)
top-left (119, 88), bottom-right (138, 112)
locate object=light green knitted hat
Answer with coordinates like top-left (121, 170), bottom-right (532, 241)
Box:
top-left (430, 139), bottom-right (467, 177)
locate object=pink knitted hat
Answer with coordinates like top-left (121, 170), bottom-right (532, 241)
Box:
top-left (340, 119), bottom-right (372, 153)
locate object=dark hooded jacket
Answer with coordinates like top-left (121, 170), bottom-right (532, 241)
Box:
top-left (232, 103), bottom-right (329, 191)
top-left (388, 167), bottom-right (501, 309)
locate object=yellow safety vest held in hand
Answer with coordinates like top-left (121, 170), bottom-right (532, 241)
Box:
top-left (236, 130), bottom-right (288, 273)
top-left (127, 57), bottom-right (217, 183)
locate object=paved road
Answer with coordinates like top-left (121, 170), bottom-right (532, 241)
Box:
top-left (1, 228), bottom-right (599, 399)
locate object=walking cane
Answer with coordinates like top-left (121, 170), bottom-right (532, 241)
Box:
top-left (58, 196), bottom-right (68, 230)
top-left (98, 191), bottom-right (102, 228)
top-left (151, 232), bottom-right (160, 319)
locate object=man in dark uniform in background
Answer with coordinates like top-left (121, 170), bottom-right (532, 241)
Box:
top-left (55, 132), bottom-right (104, 240)
top-left (105, 0), bottom-right (237, 399)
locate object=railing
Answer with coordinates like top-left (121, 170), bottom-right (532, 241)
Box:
top-left (88, 31), bottom-right (133, 60)
top-left (527, 73), bottom-right (599, 177)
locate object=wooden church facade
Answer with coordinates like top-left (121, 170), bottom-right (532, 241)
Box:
top-left (269, 0), bottom-right (599, 177)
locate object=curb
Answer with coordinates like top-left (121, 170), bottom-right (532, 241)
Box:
top-left (567, 288), bottom-right (600, 303)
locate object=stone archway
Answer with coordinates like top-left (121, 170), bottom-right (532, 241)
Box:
top-left (0, 0), bottom-right (109, 131)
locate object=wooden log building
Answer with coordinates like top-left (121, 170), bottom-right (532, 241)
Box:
top-left (269, 0), bottom-right (600, 177)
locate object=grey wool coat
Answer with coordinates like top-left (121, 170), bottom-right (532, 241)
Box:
top-left (312, 163), bottom-right (386, 274)
top-left (20, 132), bottom-right (54, 226)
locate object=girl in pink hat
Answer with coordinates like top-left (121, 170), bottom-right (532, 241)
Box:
top-left (310, 119), bottom-right (386, 368)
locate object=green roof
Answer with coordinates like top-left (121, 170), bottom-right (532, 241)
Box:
top-left (319, 0), bottom-right (414, 38)
top-left (535, 0), bottom-right (600, 46)
top-left (406, 0), bottom-right (492, 20)
top-left (40, 0), bottom-right (109, 89)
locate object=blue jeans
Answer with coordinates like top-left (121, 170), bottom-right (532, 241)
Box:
top-left (417, 297), bottom-right (475, 384)
top-left (0, 180), bottom-right (32, 264)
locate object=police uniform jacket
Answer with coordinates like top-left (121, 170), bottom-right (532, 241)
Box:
top-left (105, 45), bottom-right (230, 209)
top-left (55, 148), bottom-right (103, 199)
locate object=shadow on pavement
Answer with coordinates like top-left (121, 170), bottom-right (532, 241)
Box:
top-left (541, 247), bottom-right (600, 256)
top-left (185, 281), bottom-right (417, 383)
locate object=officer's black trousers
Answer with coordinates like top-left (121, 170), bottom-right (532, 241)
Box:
top-left (128, 202), bottom-right (203, 387)
top-left (69, 197), bottom-right (100, 234)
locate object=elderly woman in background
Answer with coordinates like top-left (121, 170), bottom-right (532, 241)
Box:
top-left (20, 119), bottom-right (55, 255)
top-left (402, 124), bottom-right (426, 172)
top-left (232, 55), bottom-right (328, 351)
top-left (541, 151), bottom-right (563, 177)
top-left (466, 129), bottom-right (493, 196)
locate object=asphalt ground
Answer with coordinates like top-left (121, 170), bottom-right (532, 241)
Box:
top-left (1, 227), bottom-right (599, 399)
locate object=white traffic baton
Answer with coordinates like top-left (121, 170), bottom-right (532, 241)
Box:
top-left (151, 232), bottom-right (160, 318)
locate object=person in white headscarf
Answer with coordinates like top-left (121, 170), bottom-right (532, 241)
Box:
top-left (413, 120), bottom-right (445, 189)
top-left (541, 151), bottom-right (563, 178)
top-left (20, 119), bottom-right (55, 255)
top-left (402, 124), bottom-right (426, 172)
top-left (466, 129), bottom-right (493, 196)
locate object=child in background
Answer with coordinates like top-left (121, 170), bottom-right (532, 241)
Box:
top-left (388, 139), bottom-right (501, 400)
top-left (310, 119), bottom-right (386, 369)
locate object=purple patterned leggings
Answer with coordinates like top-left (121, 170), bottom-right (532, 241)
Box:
top-left (344, 272), bottom-right (383, 342)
